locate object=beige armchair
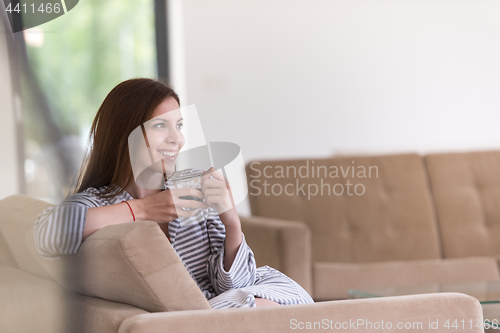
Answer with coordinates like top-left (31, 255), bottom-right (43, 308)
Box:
top-left (0, 195), bottom-right (485, 333)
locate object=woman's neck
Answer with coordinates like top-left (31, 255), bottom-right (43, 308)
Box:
top-left (127, 168), bottom-right (167, 199)
top-left (125, 183), bottom-right (162, 199)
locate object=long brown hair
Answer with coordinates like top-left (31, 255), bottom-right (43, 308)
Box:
top-left (75, 78), bottom-right (180, 197)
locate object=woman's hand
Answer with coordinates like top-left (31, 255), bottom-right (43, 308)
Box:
top-left (130, 188), bottom-right (208, 223)
top-left (201, 167), bottom-right (240, 228)
top-left (201, 168), bottom-right (233, 214)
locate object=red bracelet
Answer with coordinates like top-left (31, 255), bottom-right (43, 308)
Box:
top-left (122, 201), bottom-right (135, 221)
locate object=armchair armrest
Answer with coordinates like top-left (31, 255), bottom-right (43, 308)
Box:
top-left (26, 221), bottom-right (210, 313)
top-left (239, 215), bottom-right (312, 295)
top-left (119, 293), bottom-right (484, 333)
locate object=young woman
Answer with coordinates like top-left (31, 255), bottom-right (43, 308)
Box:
top-left (34, 78), bottom-right (314, 309)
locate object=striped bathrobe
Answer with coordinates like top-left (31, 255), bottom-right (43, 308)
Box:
top-left (34, 187), bottom-right (314, 309)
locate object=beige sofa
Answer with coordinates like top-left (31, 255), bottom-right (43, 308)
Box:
top-left (246, 151), bottom-right (500, 301)
top-left (0, 194), bottom-right (485, 333)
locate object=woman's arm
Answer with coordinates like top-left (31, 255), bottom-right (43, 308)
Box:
top-left (34, 187), bottom-right (208, 258)
top-left (82, 201), bottom-right (141, 239)
top-left (200, 168), bottom-right (244, 271)
top-left (218, 208), bottom-right (243, 271)
top-left (201, 169), bottom-right (258, 293)
top-left (205, 214), bottom-right (257, 295)
top-left (84, 188), bottom-right (207, 239)
top-left (34, 191), bottom-right (103, 258)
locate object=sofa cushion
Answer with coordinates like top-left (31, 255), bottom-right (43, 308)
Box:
top-left (247, 154), bottom-right (441, 263)
top-left (313, 257), bottom-right (500, 300)
top-left (26, 220), bottom-right (211, 313)
top-left (425, 151), bottom-right (500, 258)
top-left (0, 264), bottom-right (147, 333)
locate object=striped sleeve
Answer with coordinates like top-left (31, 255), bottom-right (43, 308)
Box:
top-left (206, 216), bottom-right (257, 295)
top-left (33, 191), bottom-right (103, 259)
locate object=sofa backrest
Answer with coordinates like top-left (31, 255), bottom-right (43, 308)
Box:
top-left (425, 150), bottom-right (500, 258)
top-left (247, 154), bottom-right (442, 263)
top-left (0, 194), bottom-right (55, 280)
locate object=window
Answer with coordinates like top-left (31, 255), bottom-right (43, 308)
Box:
top-left (22, 0), bottom-right (157, 202)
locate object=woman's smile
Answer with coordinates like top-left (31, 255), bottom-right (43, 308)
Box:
top-left (156, 149), bottom-right (178, 161)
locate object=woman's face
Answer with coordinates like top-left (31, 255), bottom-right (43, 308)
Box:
top-left (143, 97), bottom-right (184, 175)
